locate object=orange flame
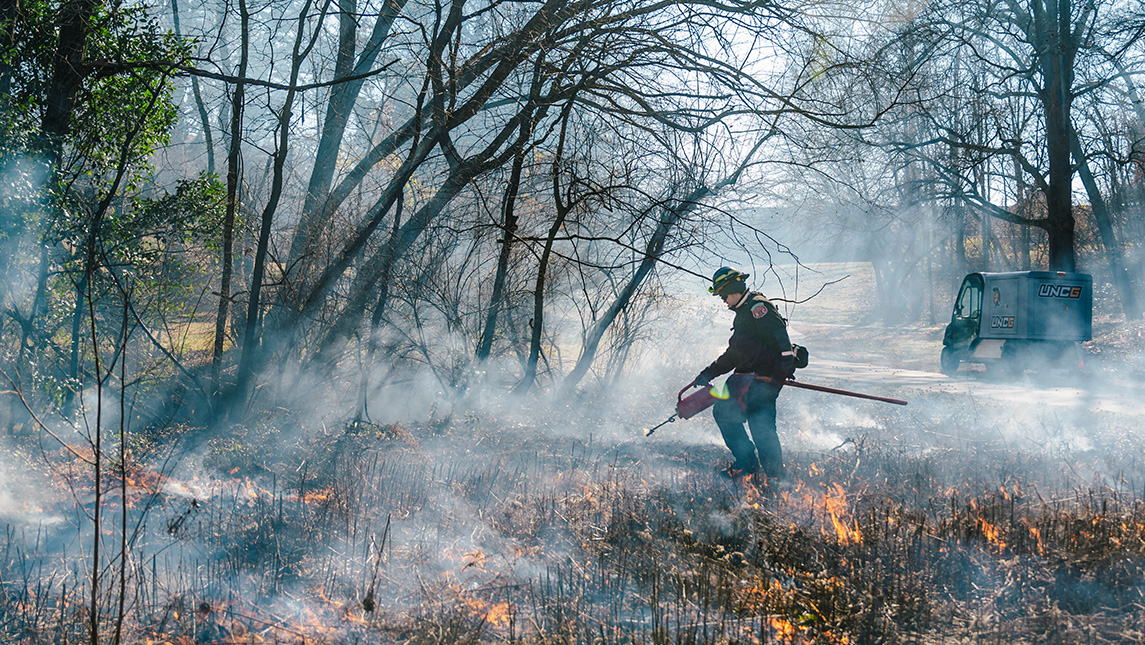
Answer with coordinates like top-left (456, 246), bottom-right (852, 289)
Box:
top-left (977, 517), bottom-right (1006, 551)
top-left (769, 616), bottom-right (800, 639)
top-left (1029, 525), bottom-right (1043, 555)
top-left (463, 596), bottom-right (514, 629)
top-left (823, 484), bottom-right (862, 545)
top-left (298, 489), bottom-right (332, 504)
top-left (1021, 518), bottom-right (1044, 555)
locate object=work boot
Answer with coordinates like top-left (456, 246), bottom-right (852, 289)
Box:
top-left (759, 461), bottom-right (785, 481)
top-left (719, 463), bottom-right (757, 481)
top-left (755, 472), bottom-right (793, 496)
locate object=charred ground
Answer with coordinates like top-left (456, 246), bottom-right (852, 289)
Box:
top-left (7, 386), bottom-right (1145, 642)
top-left (5, 268), bottom-right (1145, 644)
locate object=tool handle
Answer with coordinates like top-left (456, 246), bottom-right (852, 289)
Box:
top-left (758, 376), bottom-right (908, 406)
top-left (644, 414), bottom-right (678, 437)
top-left (678, 382), bottom-right (701, 403)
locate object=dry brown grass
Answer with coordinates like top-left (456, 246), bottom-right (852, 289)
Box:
top-left (6, 400), bottom-right (1145, 644)
top-left (6, 263), bottom-right (1145, 644)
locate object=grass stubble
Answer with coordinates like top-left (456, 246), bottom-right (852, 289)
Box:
top-left (4, 387), bottom-right (1145, 645)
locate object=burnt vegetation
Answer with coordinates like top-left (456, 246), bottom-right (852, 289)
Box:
top-left (6, 399), bottom-right (1145, 644)
top-left (3, 0), bottom-right (1145, 642)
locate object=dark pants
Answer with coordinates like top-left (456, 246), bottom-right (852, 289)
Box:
top-left (712, 375), bottom-right (784, 478)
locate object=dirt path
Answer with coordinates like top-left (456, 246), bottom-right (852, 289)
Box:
top-left (800, 357), bottom-right (1145, 418)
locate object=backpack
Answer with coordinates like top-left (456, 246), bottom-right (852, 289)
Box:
top-left (793, 344), bottom-right (809, 369)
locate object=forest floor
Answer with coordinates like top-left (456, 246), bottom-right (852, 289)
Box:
top-left (6, 264), bottom-right (1145, 644)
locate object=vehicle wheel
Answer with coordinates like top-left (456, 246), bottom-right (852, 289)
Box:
top-left (940, 346), bottom-right (959, 375)
top-left (996, 342), bottom-right (1023, 377)
top-left (1052, 341), bottom-right (1082, 371)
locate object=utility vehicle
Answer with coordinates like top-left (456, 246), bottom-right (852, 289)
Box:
top-left (940, 271), bottom-right (1092, 375)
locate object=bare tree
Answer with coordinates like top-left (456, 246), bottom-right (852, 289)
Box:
top-left (893, 0), bottom-right (1145, 283)
top-left (233, 0), bottom-right (335, 405)
top-left (211, 0), bottom-right (249, 397)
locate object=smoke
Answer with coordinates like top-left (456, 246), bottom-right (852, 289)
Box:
top-left (8, 247), bottom-right (1145, 642)
top-left (0, 152), bottom-right (49, 291)
top-left (0, 442), bottom-right (65, 528)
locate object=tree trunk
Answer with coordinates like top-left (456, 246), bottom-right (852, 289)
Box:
top-left (1013, 156), bottom-right (1032, 270)
top-left (355, 194), bottom-right (402, 421)
top-left (556, 130), bottom-right (773, 393)
top-left (233, 0), bottom-right (321, 408)
top-left (1042, 86), bottom-right (1075, 272)
top-left (171, 0), bottom-right (214, 175)
top-left (1036, 0), bottom-right (1077, 272)
top-left (64, 271), bottom-right (86, 412)
top-left (212, 0), bottom-right (248, 396)
top-left (306, 91), bottom-right (552, 363)
top-left (283, 0), bottom-right (460, 302)
top-left (981, 206), bottom-right (993, 270)
top-left (927, 229), bottom-right (935, 324)
top-left (954, 201), bottom-right (967, 275)
top-left (65, 77), bottom-right (166, 412)
top-left (975, 111), bottom-right (992, 270)
top-left (42, 0), bottom-right (99, 162)
top-left (86, 268), bottom-right (103, 645)
top-left (1071, 130), bottom-right (1140, 319)
top-left (514, 104), bottom-right (572, 395)
top-left (477, 125), bottom-right (532, 362)
top-left (7, 247), bottom-right (49, 433)
top-left (308, 144), bottom-right (470, 364)
top-left (280, 0), bottom-right (582, 309)
top-left (559, 204), bottom-right (681, 394)
top-left (45, 0), bottom-right (99, 414)
top-left (514, 208), bottom-right (565, 395)
top-left (288, 0), bottom-right (409, 273)
top-left (112, 280), bottom-right (130, 645)
top-left (280, 0), bottom-right (470, 334)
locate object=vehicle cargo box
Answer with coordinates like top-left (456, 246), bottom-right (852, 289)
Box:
top-left (940, 271), bottom-right (1092, 375)
top-left (977, 272), bottom-right (1091, 342)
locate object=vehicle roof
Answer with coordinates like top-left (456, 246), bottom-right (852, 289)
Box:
top-left (967, 271), bottom-right (1091, 280)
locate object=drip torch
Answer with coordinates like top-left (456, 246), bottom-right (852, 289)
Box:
top-left (644, 377), bottom-right (907, 437)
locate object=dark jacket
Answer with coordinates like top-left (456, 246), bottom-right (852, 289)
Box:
top-left (699, 291), bottom-right (794, 381)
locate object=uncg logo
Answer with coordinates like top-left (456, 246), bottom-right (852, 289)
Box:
top-left (1037, 284), bottom-right (1082, 299)
top-left (990, 316), bottom-right (1015, 329)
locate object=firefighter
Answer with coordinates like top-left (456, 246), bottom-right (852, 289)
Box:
top-left (694, 267), bottom-right (795, 481)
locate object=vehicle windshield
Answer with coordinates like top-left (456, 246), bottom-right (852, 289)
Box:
top-left (955, 277), bottom-right (982, 320)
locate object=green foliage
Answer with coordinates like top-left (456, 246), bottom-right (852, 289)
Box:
top-left (0, 0), bottom-right (219, 408)
top-left (0, 0), bottom-right (194, 258)
top-left (0, 0), bottom-right (57, 132)
top-left (0, 0), bottom-right (188, 144)
top-left (0, 149), bottom-right (51, 241)
top-left (67, 7), bottom-right (187, 188)
top-left (105, 173), bottom-right (226, 266)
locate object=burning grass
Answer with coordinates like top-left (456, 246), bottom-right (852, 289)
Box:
top-left (6, 400), bottom-right (1145, 644)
